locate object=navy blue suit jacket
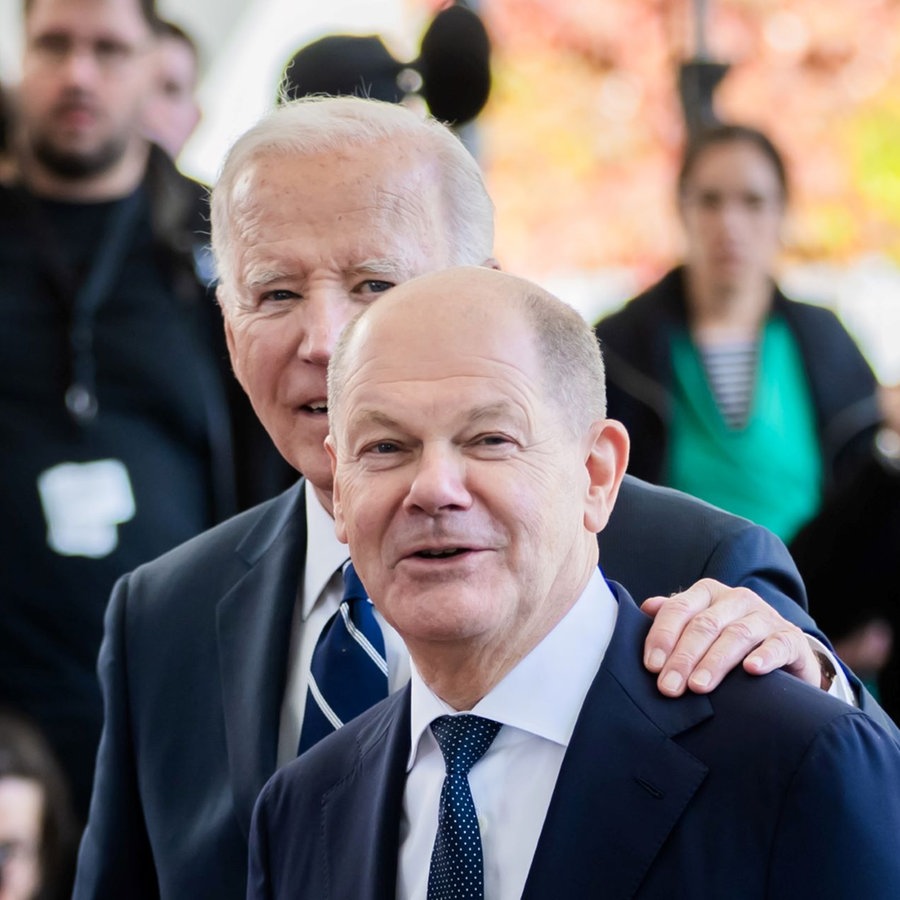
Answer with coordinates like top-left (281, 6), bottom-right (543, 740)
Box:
top-left (249, 586), bottom-right (900, 900)
top-left (73, 477), bottom-right (894, 900)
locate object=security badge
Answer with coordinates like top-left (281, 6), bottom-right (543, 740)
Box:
top-left (37, 459), bottom-right (135, 559)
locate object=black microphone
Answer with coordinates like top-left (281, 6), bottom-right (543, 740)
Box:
top-left (277, 4), bottom-right (492, 126)
top-left (416, 4), bottom-right (492, 125)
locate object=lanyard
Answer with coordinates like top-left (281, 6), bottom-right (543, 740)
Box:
top-left (18, 187), bottom-right (145, 424)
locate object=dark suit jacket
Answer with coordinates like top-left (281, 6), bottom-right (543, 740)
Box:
top-left (249, 587), bottom-right (900, 900)
top-left (73, 476), bottom-right (894, 900)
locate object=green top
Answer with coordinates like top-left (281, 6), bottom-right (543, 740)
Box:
top-left (666, 317), bottom-right (823, 542)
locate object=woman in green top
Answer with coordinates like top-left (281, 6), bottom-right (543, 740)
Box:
top-left (594, 124), bottom-right (880, 543)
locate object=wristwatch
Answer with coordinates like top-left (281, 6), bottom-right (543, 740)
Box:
top-left (814, 650), bottom-right (837, 693)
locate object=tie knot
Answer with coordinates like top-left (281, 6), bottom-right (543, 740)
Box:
top-left (341, 562), bottom-right (368, 606)
top-left (431, 715), bottom-right (501, 777)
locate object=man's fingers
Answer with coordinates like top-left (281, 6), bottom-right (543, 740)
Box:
top-left (645, 583), bottom-right (811, 696)
top-left (643, 581), bottom-right (823, 696)
top-left (744, 630), bottom-right (820, 686)
top-left (641, 580), bottom-right (722, 671)
top-left (655, 611), bottom-right (777, 696)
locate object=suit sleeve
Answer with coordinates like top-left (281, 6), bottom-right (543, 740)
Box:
top-left (768, 711), bottom-right (900, 898)
top-left (73, 574), bottom-right (160, 900)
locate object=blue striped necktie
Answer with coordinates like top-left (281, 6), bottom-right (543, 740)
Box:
top-left (297, 562), bottom-right (388, 754)
top-left (427, 714), bottom-right (502, 899)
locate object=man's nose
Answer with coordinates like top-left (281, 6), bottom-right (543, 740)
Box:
top-left (59, 46), bottom-right (103, 88)
top-left (405, 445), bottom-right (472, 515)
top-left (295, 294), bottom-right (352, 366)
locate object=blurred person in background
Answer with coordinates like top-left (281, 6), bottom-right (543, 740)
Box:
top-left (595, 124), bottom-right (879, 545)
top-left (0, 0), bottom-right (255, 822)
top-left (141, 18), bottom-right (201, 160)
top-left (0, 711), bottom-right (78, 900)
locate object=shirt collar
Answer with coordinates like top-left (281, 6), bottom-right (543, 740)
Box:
top-left (301, 485), bottom-right (349, 619)
top-left (407, 567), bottom-right (618, 770)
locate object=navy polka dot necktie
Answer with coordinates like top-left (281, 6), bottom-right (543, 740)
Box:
top-left (427, 714), bottom-right (502, 900)
top-left (297, 562), bottom-right (388, 754)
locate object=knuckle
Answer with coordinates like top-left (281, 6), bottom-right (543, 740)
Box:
top-left (766, 628), bottom-right (805, 661)
top-left (733, 586), bottom-right (761, 606)
top-left (660, 595), bottom-right (698, 617)
top-left (697, 577), bottom-right (730, 599)
top-left (721, 619), bottom-right (757, 644)
top-left (650, 629), bottom-right (679, 649)
top-left (667, 649), bottom-right (697, 672)
top-left (686, 611), bottom-right (723, 638)
top-left (722, 585), bottom-right (763, 612)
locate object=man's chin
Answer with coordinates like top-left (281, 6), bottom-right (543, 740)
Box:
top-left (32, 135), bottom-right (125, 180)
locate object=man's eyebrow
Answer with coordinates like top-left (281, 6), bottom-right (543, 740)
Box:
top-left (467, 402), bottom-right (519, 424)
top-left (351, 257), bottom-right (408, 277)
top-left (352, 409), bottom-right (403, 430)
top-left (244, 267), bottom-right (296, 290)
top-left (351, 403), bottom-right (518, 429)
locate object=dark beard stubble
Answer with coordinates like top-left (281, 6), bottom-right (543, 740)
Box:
top-left (30, 130), bottom-right (129, 181)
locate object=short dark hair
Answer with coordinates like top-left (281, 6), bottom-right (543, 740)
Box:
top-left (678, 123), bottom-right (788, 203)
top-left (24, 0), bottom-right (160, 29)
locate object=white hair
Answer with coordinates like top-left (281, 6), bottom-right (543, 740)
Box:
top-left (210, 95), bottom-right (494, 296)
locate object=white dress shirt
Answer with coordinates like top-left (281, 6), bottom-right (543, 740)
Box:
top-left (276, 488), bottom-right (410, 766)
top-left (275, 490), bottom-right (852, 769)
top-left (397, 569), bottom-right (618, 900)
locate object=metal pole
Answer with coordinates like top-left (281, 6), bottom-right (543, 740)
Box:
top-left (692, 0), bottom-right (709, 59)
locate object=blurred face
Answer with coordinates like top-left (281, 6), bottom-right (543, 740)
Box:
top-left (141, 33), bottom-right (200, 158)
top-left (679, 140), bottom-right (785, 294)
top-left (20, 0), bottom-right (153, 179)
top-left (0, 777), bottom-right (43, 900)
top-left (221, 142), bottom-right (452, 506)
top-left (328, 273), bottom-right (623, 670)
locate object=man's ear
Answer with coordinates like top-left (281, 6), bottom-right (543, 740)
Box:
top-left (480, 257), bottom-right (502, 271)
top-left (583, 419), bottom-right (630, 534)
top-left (324, 436), bottom-right (347, 543)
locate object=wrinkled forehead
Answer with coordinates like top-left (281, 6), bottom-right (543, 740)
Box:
top-left (233, 144), bottom-right (438, 209)
top-left (227, 147), bottom-right (449, 266)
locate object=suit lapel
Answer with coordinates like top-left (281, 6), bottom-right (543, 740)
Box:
top-left (217, 482), bottom-right (308, 837)
top-left (320, 689), bottom-right (411, 900)
top-left (523, 585), bottom-right (712, 900)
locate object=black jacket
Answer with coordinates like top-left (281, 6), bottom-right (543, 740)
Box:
top-left (594, 266), bottom-right (880, 493)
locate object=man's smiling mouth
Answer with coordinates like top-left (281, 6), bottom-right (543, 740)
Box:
top-left (415, 548), bottom-right (469, 558)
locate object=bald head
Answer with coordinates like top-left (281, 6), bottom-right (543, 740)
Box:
top-left (324, 267), bottom-right (627, 699)
top-left (328, 267), bottom-right (607, 443)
